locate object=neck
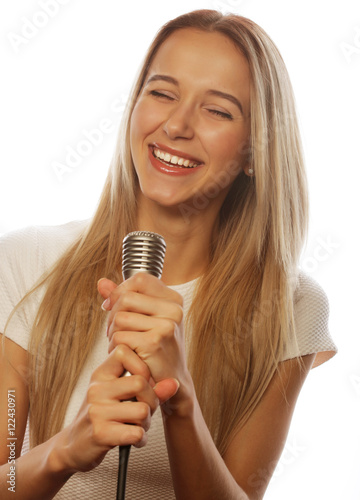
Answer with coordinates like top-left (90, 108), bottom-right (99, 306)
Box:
top-left (135, 197), bottom-right (220, 285)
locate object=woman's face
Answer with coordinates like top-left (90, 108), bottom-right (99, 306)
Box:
top-left (130, 28), bottom-right (251, 214)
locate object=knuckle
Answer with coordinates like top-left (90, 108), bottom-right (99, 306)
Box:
top-left (112, 331), bottom-right (124, 346)
top-left (131, 375), bottom-right (147, 393)
top-left (91, 421), bottom-right (106, 444)
top-left (86, 403), bottom-right (99, 425)
top-left (136, 402), bottom-right (150, 421)
top-left (130, 426), bottom-right (145, 445)
top-left (114, 311), bottom-right (130, 328)
top-left (162, 318), bottom-right (176, 337)
top-left (89, 370), bottom-right (99, 383)
top-left (87, 382), bottom-right (100, 403)
top-left (175, 292), bottom-right (184, 307)
top-left (117, 292), bottom-right (132, 309)
top-left (147, 334), bottom-right (161, 350)
top-left (132, 273), bottom-right (148, 288)
top-left (173, 303), bottom-right (183, 323)
top-left (114, 344), bottom-right (127, 361)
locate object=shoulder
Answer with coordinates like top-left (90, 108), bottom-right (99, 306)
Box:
top-left (0, 220), bottom-right (89, 348)
top-left (0, 220), bottom-right (89, 310)
top-left (0, 218), bottom-right (88, 251)
top-left (283, 271), bottom-right (337, 367)
top-left (294, 270), bottom-right (329, 323)
top-left (0, 219), bottom-right (88, 280)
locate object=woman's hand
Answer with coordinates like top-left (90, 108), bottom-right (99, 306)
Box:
top-left (57, 335), bottom-right (179, 474)
top-left (98, 274), bottom-right (195, 411)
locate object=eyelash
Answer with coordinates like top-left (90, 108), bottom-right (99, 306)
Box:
top-left (208, 109), bottom-right (233, 121)
top-left (149, 90), bottom-right (234, 121)
top-left (150, 90), bottom-right (174, 100)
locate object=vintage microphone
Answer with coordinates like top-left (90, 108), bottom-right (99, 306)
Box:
top-left (117, 231), bottom-right (166, 500)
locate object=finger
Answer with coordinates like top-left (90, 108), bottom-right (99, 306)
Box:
top-left (153, 378), bottom-right (180, 404)
top-left (107, 375), bottom-right (160, 415)
top-left (107, 310), bottom-right (159, 340)
top-left (108, 330), bottom-right (152, 356)
top-left (108, 295), bottom-right (159, 327)
top-left (102, 273), bottom-right (183, 311)
top-left (91, 344), bottom-right (151, 382)
top-left (107, 330), bottom-right (145, 356)
top-left (89, 401), bottom-right (152, 430)
top-left (108, 314), bottom-right (179, 355)
top-left (98, 277), bottom-right (118, 301)
top-left (92, 420), bottom-right (148, 449)
top-left (106, 291), bottom-right (183, 331)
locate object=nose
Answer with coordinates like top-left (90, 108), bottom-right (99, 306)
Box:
top-left (163, 102), bottom-right (195, 140)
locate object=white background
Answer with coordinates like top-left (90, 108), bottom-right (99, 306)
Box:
top-left (1, 0), bottom-right (359, 498)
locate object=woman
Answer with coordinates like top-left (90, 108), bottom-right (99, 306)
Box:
top-left (0, 9), bottom-right (337, 499)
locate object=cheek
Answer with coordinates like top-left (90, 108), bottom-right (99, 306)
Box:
top-left (130, 103), bottom-right (144, 145)
top-left (131, 99), bottom-right (163, 140)
top-left (207, 130), bottom-right (250, 191)
top-left (208, 128), bottom-right (248, 167)
top-left (130, 102), bottom-right (150, 165)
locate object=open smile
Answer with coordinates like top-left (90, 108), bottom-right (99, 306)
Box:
top-left (152, 147), bottom-right (201, 169)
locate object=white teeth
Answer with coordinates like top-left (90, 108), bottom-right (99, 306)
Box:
top-left (153, 148), bottom-right (199, 168)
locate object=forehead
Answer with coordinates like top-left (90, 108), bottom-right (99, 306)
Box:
top-left (148, 28), bottom-right (251, 114)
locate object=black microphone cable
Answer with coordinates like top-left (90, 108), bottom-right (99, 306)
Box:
top-left (116, 231), bottom-right (166, 500)
top-left (116, 445), bottom-right (131, 500)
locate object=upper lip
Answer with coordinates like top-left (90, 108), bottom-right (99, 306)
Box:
top-left (150, 142), bottom-right (204, 164)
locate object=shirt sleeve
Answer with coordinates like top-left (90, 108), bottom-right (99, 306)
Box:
top-left (281, 271), bottom-right (337, 367)
top-left (0, 226), bottom-right (44, 350)
top-left (0, 220), bottom-right (87, 351)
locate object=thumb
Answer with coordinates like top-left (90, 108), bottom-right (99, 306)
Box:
top-left (153, 378), bottom-right (180, 405)
top-left (97, 277), bottom-right (118, 299)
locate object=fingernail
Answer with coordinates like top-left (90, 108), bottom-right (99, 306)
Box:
top-left (101, 298), bottom-right (110, 311)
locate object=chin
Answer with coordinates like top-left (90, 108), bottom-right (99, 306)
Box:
top-left (140, 187), bottom-right (182, 208)
top-left (151, 196), bottom-right (182, 209)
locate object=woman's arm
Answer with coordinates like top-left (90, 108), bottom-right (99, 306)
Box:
top-left (0, 334), bottom-right (73, 499)
top-left (0, 333), bottom-right (178, 499)
top-left (101, 275), bottom-right (316, 500)
top-left (163, 353), bottom-right (315, 500)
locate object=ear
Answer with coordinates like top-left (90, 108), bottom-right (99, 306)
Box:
top-left (239, 138), bottom-right (254, 177)
top-left (244, 165), bottom-right (255, 177)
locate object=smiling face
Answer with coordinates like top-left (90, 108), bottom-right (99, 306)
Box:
top-left (130, 28), bottom-right (251, 217)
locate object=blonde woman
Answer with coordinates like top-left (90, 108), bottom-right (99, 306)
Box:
top-left (0, 9), bottom-right (337, 500)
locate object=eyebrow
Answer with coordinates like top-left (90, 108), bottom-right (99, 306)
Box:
top-left (146, 74), bottom-right (178, 86)
top-left (145, 74), bottom-right (244, 116)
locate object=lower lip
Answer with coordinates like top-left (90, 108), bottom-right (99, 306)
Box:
top-left (148, 148), bottom-right (204, 176)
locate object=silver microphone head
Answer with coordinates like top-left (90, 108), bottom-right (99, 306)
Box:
top-left (122, 231), bottom-right (166, 280)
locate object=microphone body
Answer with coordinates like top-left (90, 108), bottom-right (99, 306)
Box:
top-left (121, 231), bottom-right (166, 380)
top-left (117, 231), bottom-right (166, 500)
top-left (122, 231), bottom-right (166, 280)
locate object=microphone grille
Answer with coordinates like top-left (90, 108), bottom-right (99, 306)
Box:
top-left (122, 231), bottom-right (166, 280)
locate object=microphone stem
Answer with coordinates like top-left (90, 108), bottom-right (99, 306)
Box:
top-left (117, 445), bottom-right (131, 500)
top-left (116, 373), bottom-right (134, 500)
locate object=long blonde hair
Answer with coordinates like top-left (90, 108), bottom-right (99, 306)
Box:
top-left (19, 10), bottom-right (307, 454)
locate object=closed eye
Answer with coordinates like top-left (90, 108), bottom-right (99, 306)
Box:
top-left (148, 90), bottom-right (233, 120)
top-left (207, 109), bottom-right (233, 120)
top-left (149, 90), bottom-right (175, 100)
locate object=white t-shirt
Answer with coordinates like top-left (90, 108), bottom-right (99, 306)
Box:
top-left (0, 221), bottom-right (337, 499)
